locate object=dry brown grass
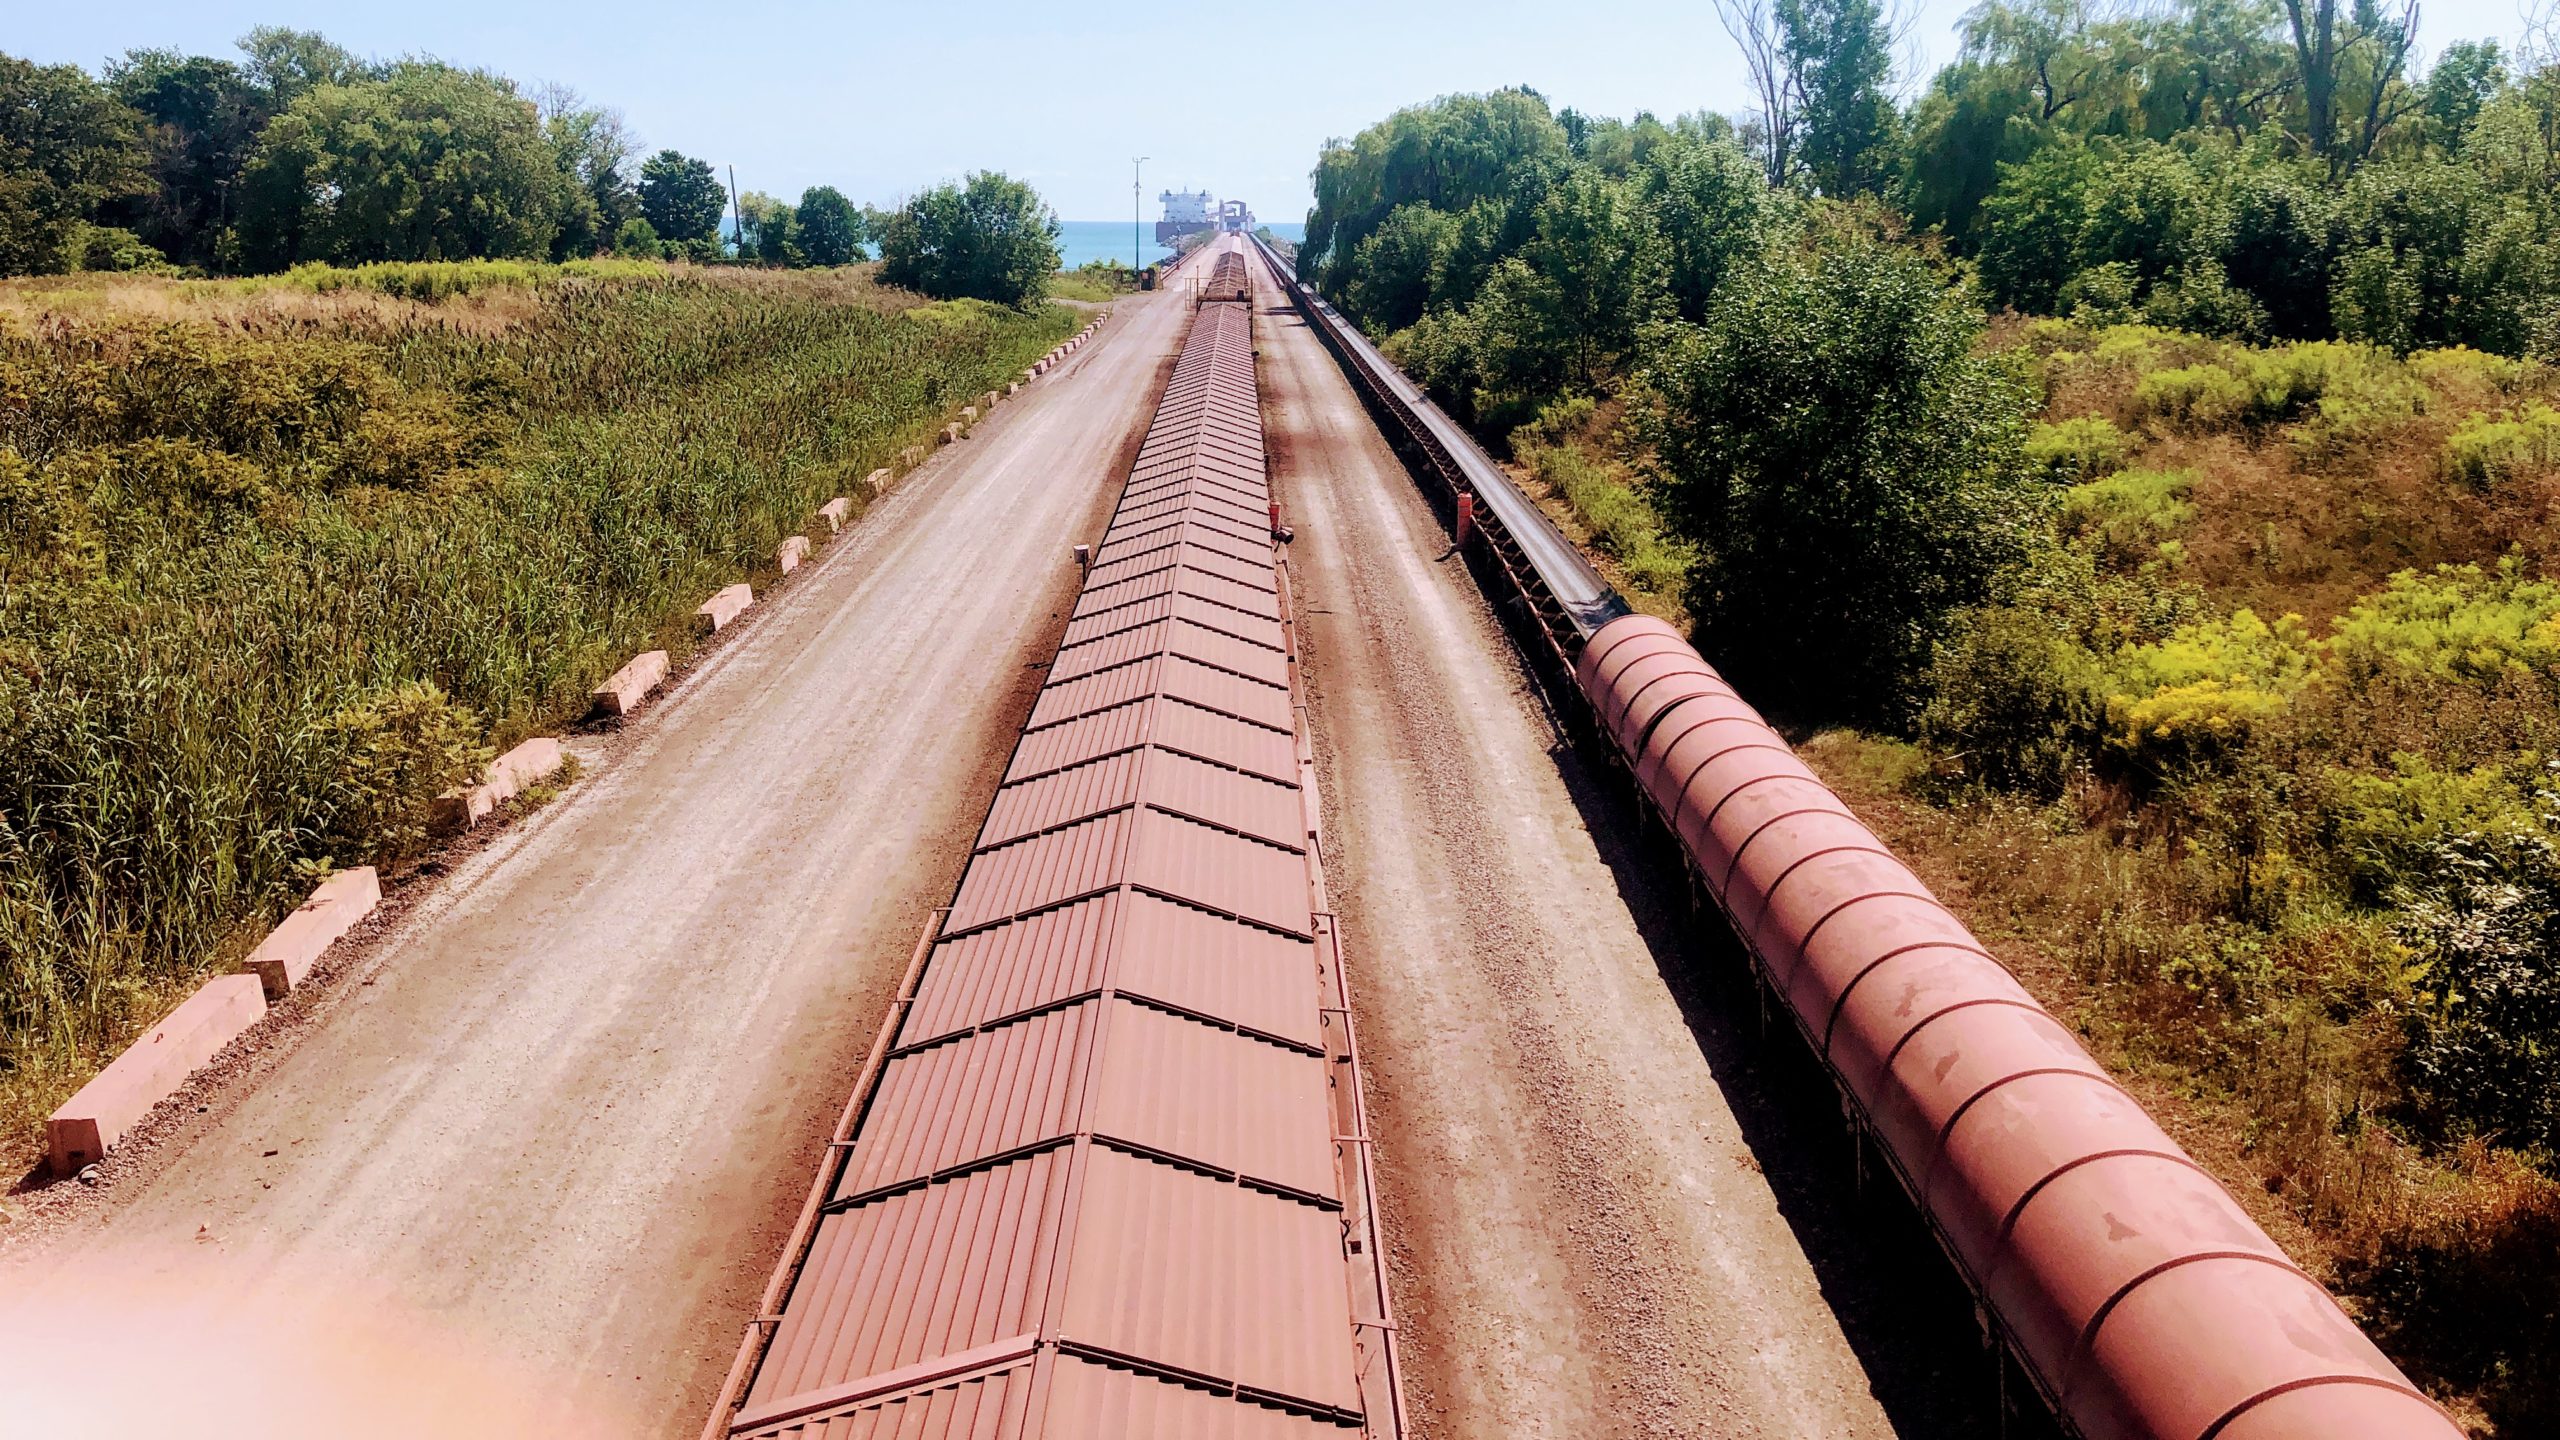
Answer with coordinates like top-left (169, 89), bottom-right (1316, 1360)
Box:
top-left (0, 261), bottom-right (918, 341)
top-left (0, 273), bottom-right (545, 338)
top-left (2026, 324), bottom-right (2560, 627)
top-left (2159, 423), bottom-right (2560, 626)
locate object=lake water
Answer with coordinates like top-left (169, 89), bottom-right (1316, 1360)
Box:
top-left (1057, 219), bottom-right (1305, 271)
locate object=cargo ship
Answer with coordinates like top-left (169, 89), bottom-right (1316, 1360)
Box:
top-left (1155, 189), bottom-right (1215, 246)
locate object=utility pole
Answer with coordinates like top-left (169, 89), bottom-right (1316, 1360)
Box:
top-left (726, 165), bottom-right (746, 264)
top-left (1133, 156), bottom-right (1148, 276)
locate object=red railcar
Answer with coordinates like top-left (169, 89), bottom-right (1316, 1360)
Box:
top-left (703, 242), bottom-right (1401, 1440)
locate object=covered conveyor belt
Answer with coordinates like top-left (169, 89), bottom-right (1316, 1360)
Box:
top-left (1252, 229), bottom-right (2461, 1440)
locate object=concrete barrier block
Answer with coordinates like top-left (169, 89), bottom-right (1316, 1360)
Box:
top-left (695, 583), bottom-right (752, 634)
top-left (1007, 382), bottom-right (1020, 396)
top-left (941, 423), bottom-right (962, 445)
top-left (487, 736), bottom-right (564, 795)
top-left (592, 649), bottom-right (669, 717)
top-left (982, 390), bottom-right (1000, 410)
top-left (864, 468), bottom-right (891, 492)
top-left (960, 406), bottom-right (978, 423)
top-left (50, 975), bottom-right (267, 1173)
top-left (432, 735), bottom-right (567, 831)
top-left (819, 497), bottom-right (852, 532)
top-left (899, 446), bottom-right (925, 467)
top-left (240, 866), bottom-right (382, 1001)
top-left (777, 535), bottom-right (810, 573)
top-left (312, 864), bottom-right (381, 917)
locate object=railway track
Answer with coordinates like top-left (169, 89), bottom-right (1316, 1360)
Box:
top-left (1247, 231), bottom-right (2461, 1440)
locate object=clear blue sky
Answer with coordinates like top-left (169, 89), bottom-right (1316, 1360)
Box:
top-left (11, 0), bottom-right (2544, 224)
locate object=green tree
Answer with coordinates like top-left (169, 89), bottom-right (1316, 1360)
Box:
top-left (613, 215), bottom-right (664, 259)
top-left (2278, 0), bottom-right (2419, 173)
top-left (236, 26), bottom-right (375, 107)
top-left (1974, 141), bottom-right (2104, 313)
top-left (2142, 0), bottom-right (2294, 140)
top-left (2211, 160), bottom-right (2338, 338)
top-left (231, 64), bottom-right (569, 270)
top-left (2328, 155), bottom-right (2538, 352)
top-left (795, 185), bottom-right (864, 266)
top-left (876, 171), bottom-right (1060, 306)
top-left (1344, 203), bottom-right (1458, 332)
top-left (1900, 59), bottom-right (2040, 241)
top-left (1780, 0), bottom-right (1902, 196)
top-left (638, 150), bottom-right (724, 245)
top-left (539, 87), bottom-right (638, 260)
top-left (1522, 168), bottom-right (1657, 384)
top-left (101, 49), bottom-right (270, 269)
top-left (1645, 233), bottom-right (2043, 719)
top-left (2419, 40), bottom-right (2506, 140)
top-left (0, 54), bottom-right (146, 276)
top-left (1304, 88), bottom-right (1569, 290)
top-left (1643, 130), bottom-right (1785, 322)
top-left (735, 192), bottom-right (797, 265)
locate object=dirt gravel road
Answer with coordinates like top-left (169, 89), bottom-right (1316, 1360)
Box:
top-left (3, 290), bottom-right (1186, 1434)
top-left (1254, 266), bottom-right (2006, 1440)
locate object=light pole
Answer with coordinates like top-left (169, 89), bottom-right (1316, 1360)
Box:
top-left (1132, 156), bottom-right (1148, 276)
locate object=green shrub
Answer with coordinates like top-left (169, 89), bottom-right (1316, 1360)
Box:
top-left (2089, 323), bottom-right (2199, 370)
top-left (2062, 259), bottom-right (2143, 326)
top-left (2143, 260), bottom-right (2268, 339)
top-left (64, 224), bottom-right (180, 276)
top-left (613, 217), bottom-right (664, 260)
top-left (2027, 415), bottom-right (2133, 479)
top-left (2291, 354), bottom-right (2430, 459)
top-left (2133, 340), bottom-right (2411, 435)
top-left (313, 681), bottom-right (492, 862)
top-left (2410, 345), bottom-right (2529, 399)
top-left (2329, 560), bottom-right (2560, 681)
top-left (2233, 341), bottom-right (2360, 417)
top-left (2135, 362), bottom-right (2254, 427)
top-left (2103, 608), bottom-right (2316, 766)
top-left (1919, 602), bottom-right (2106, 791)
top-left (2441, 404), bottom-right (2560, 486)
top-left (2324, 755), bottom-right (2547, 901)
top-left (2390, 824), bottom-right (2560, 1154)
top-left (2063, 467), bottom-right (2195, 559)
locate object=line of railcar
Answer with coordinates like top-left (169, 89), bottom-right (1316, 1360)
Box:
top-left (701, 236), bottom-right (1402, 1440)
top-left (1248, 232), bottom-right (2461, 1440)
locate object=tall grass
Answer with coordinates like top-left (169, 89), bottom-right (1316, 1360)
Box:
top-left (0, 262), bottom-right (1074, 1163)
top-left (1506, 394), bottom-right (1694, 612)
